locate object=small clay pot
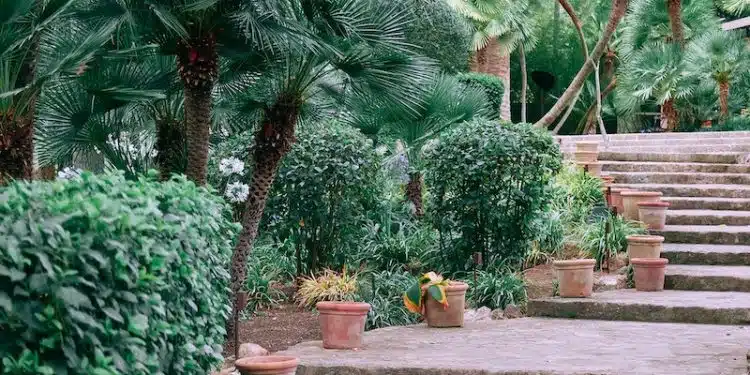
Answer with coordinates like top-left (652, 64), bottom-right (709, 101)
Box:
top-left (235, 356), bottom-right (299, 375)
top-left (576, 162), bottom-right (602, 177)
top-left (610, 188), bottom-right (631, 215)
top-left (576, 141), bottom-right (599, 153)
top-left (620, 191), bottom-right (662, 220)
top-left (601, 175), bottom-right (615, 185)
top-left (638, 201), bottom-right (670, 230)
top-left (701, 120), bottom-right (712, 129)
top-left (553, 259), bottom-right (596, 298)
top-left (627, 235), bottom-right (665, 260)
top-left (316, 301), bottom-right (370, 349)
top-left (574, 151), bottom-right (598, 163)
top-left (631, 258), bottom-right (669, 292)
top-left (425, 282), bottom-right (468, 328)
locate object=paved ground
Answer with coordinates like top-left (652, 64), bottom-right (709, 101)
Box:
top-left (279, 318), bottom-right (750, 375)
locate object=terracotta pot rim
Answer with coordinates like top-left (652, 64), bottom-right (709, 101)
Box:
top-left (627, 235), bottom-right (665, 243)
top-left (574, 151), bottom-right (598, 155)
top-left (553, 259), bottom-right (596, 269)
top-left (445, 281), bottom-right (469, 292)
top-left (576, 141), bottom-right (599, 146)
top-left (575, 161), bottom-right (602, 166)
top-left (235, 356), bottom-right (299, 371)
top-left (620, 191), bottom-right (663, 197)
top-left (316, 301), bottom-right (371, 313)
top-left (637, 201), bottom-right (670, 207)
top-left (630, 257), bottom-right (669, 266)
top-left (610, 187), bottom-right (631, 193)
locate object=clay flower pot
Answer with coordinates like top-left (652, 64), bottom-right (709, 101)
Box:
top-left (638, 201), bottom-right (670, 230)
top-left (235, 356), bottom-right (299, 375)
top-left (425, 282), bottom-right (468, 328)
top-left (620, 191), bottom-right (662, 220)
top-left (574, 151), bottom-right (598, 163)
top-left (627, 235), bottom-right (665, 260)
top-left (316, 301), bottom-right (370, 349)
top-left (576, 162), bottom-right (602, 177)
top-left (553, 259), bottom-right (596, 298)
top-left (601, 175), bottom-right (615, 185)
top-left (576, 141), bottom-right (599, 153)
top-left (609, 188), bottom-right (631, 214)
top-left (631, 258), bottom-right (669, 292)
top-left (701, 120), bottom-right (712, 129)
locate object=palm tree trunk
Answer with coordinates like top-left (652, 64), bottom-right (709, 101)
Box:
top-left (484, 38), bottom-right (511, 120)
top-left (471, 47), bottom-right (487, 73)
top-left (177, 36), bottom-right (218, 186)
top-left (666, 0), bottom-right (685, 46)
top-left (155, 118), bottom-right (187, 180)
top-left (406, 172), bottom-right (424, 217)
top-left (719, 81), bottom-right (730, 119)
top-left (661, 99), bottom-right (678, 131)
top-left (520, 44), bottom-right (528, 123)
top-left (0, 115), bottom-right (35, 184)
top-left (535, 0), bottom-right (629, 129)
top-left (230, 97), bottom-right (300, 321)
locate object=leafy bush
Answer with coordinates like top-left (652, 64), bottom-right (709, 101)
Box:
top-left (0, 172), bottom-right (239, 375)
top-left (425, 120), bottom-right (562, 273)
top-left (711, 115), bottom-right (750, 131)
top-left (402, 0), bottom-right (473, 73)
top-left (295, 268), bottom-right (359, 309)
top-left (243, 239), bottom-right (298, 315)
top-left (456, 73), bottom-right (504, 118)
top-left (526, 209), bottom-right (566, 268)
top-left (358, 270), bottom-right (419, 330)
top-left (466, 271), bottom-right (527, 310)
top-left (551, 163), bottom-right (606, 224)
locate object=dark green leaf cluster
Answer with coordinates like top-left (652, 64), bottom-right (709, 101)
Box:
top-left (466, 270), bottom-right (527, 310)
top-left (425, 119), bottom-right (562, 273)
top-left (357, 270), bottom-right (419, 330)
top-left (456, 73), bottom-right (504, 119)
top-left (0, 172), bottom-right (239, 375)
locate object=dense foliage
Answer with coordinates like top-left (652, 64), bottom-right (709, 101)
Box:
top-left (402, 0), bottom-right (473, 73)
top-left (0, 173), bottom-right (238, 374)
top-left (457, 73), bottom-right (505, 119)
top-left (426, 120), bottom-right (562, 272)
top-left (467, 271), bottom-right (527, 310)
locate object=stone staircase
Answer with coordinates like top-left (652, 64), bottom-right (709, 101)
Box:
top-left (529, 131), bottom-right (750, 325)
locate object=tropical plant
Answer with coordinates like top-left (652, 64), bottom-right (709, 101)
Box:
top-left (358, 270), bottom-right (419, 330)
top-left (551, 163), bottom-right (606, 224)
top-left (295, 268), bottom-right (359, 309)
top-left (572, 211), bottom-right (646, 268)
top-left (717, 0), bottom-right (750, 15)
top-left (403, 272), bottom-right (450, 315)
top-left (242, 239), bottom-right (297, 314)
top-left (466, 271), bottom-right (527, 310)
top-left (456, 72), bottom-right (504, 119)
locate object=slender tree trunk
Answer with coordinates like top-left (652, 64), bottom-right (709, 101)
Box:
top-left (177, 36), bottom-right (218, 186)
top-left (155, 118), bottom-right (187, 180)
top-left (666, 0), bottom-right (685, 46)
top-left (581, 78), bottom-right (618, 134)
top-left (719, 81), bottom-right (730, 119)
top-left (557, 0), bottom-right (589, 58)
top-left (661, 99), bottom-right (678, 131)
top-left (229, 97), bottom-right (300, 321)
top-left (520, 44), bottom-right (528, 123)
top-left (0, 115), bottom-right (35, 184)
top-left (406, 172), bottom-right (424, 217)
top-left (535, 0), bottom-right (629, 129)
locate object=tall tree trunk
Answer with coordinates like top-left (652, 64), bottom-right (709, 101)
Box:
top-left (155, 118), bottom-right (187, 180)
top-left (661, 99), bottom-right (678, 131)
top-left (519, 44), bottom-right (528, 123)
top-left (581, 78), bottom-right (618, 134)
top-left (0, 115), bottom-right (35, 184)
top-left (666, 0), bottom-right (685, 46)
top-left (484, 38), bottom-right (511, 120)
top-left (470, 47), bottom-right (487, 73)
top-left (229, 97), bottom-right (300, 323)
top-left (719, 81), bottom-right (730, 119)
top-left (406, 172), bottom-right (424, 217)
top-left (535, 0), bottom-right (630, 129)
top-left (177, 36), bottom-right (218, 186)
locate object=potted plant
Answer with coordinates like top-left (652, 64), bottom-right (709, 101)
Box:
top-left (620, 191), bottom-right (662, 220)
top-left (576, 162), bottom-right (602, 177)
top-left (638, 201), bottom-right (670, 230)
top-left (576, 141), bottom-right (599, 153)
top-left (403, 272), bottom-right (469, 328)
top-left (627, 235), bottom-right (665, 259)
top-left (631, 258), bottom-right (669, 291)
top-left (574, 151), bottom-right (598, 163)
top-left (235, 356), bottom-right (299, 375)
top-left (553, 259), bottom-right (596, 297)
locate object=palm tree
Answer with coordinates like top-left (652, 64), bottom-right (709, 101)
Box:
top-left (686, 30), bottom-right (747, 119)
top-left (716, 0), bottom-right (750, 16)
top-left (0, 0), bottom-right (115, 183)
top-left (666, 0), bottom-right (684, 45)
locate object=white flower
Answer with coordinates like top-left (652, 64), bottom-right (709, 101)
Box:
top-left (219, 157), bottom-right (244, 176)
top-left (150, 149), bottom-right (158, 158)
top-left (225, 182), bottom-right (250, 203)
top-left (57, 167), bottom-right (82, 180)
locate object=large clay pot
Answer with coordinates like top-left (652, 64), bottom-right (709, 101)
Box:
top-left (576, 141), bottom-right (599, 153)
top-left (235, 356), bottom-right (299, 375)
top-left (638, 201), bottom-right (670, 230)
top-left (620, 191), bottom-right (662, 220)
top-left (631, 258), bottom-right (669, 292)
top-left (576, 162), bottom-right (602, 177)
top-left (425, 282), bottom-right (468, 327)
top-left (574, 151), bottom-right (598, 163)
top-left (553, 259), bottom-right (596, 298)
top-left (316, 301), bottom-right (370, 349)
top-left (627, 235), bottom-right (664, 260)
top-left (610, 188), bottom-right (631, 215)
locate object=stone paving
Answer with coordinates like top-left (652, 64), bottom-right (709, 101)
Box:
top-left (280, 318), bottom-right (750, 375)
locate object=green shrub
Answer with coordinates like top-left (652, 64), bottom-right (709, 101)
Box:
top-left (573, 212), bottom-right (646, 267)
top-left (526, 209), bottom-right (565, 268)
top-left (358, 270), bottom-right (419, 330)
top-left (243, 239), bottom-right (297, 315)
top-left (0, 172), bottom-right (239, 375)
top-left (456, 73), bottom-right (504, 118)
top-left (712, 115), bottom-right (750, 131)
top-left (425, 120), bottom-right (562, 273)
top-left (551, 163), bottom-right (606, 224)
top-left (466, 271), bottom-right (527, 310)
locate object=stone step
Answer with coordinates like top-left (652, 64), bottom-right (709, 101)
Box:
top-left (558, 131), bottom-right (750, 141)
top-left (527, 289), bottom-right (750, 325)
top-left (665, 265), bottom-right (750, 292)
top-left (662, 243), bottom-right (750, 265)
top-left (662, 197), bottom-right (750, 211)
top-left (611, 183), bottom-right (750, 198)
top-left (602, 161), bottom-right (750, 174)
top-left (608, 172), bottom-right (750, 185)
top-left (598, 152), bottom-right (744, 164)
top-left (652, 225), bottom-right (750, 245)
top-left (563, 144), bottom-right (750, 154)
top-left (560, 136), bottom-right (750, 147)
top-left (666, 210), bottom-right (750, 225)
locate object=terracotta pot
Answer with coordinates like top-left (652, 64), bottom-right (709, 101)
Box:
top-left (627, 235), bottom-right (664, 260)
top-left (576, 141), bottom-right (599, 153)
top-left (576, 162), bottom-right (602, 177)
top-left (235, 356), bottom-right (299, 375)
top-left (610, 188), bottom-right (631, 215)
top-left (620, 191), bottom-right (662, 220)
top-left (631, 258), bottom-right (669, 292)
top-left (701, 120), bottom-right (712, 129)
top-left (425, 282), bottom-right (468, 328)
top-left (638, 201), bottom-right (670, 230)
top-left (574, 151), bottom-right (598, 163)
top-left (601, 175), bottom-right (615, 185)
top-left (316, 301), bottom-right (370, 349)
top-left (553, 259), bottom-right (596, 298)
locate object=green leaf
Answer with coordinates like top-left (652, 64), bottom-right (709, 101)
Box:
top-left (57, 287), bottom-right (92, 308)
top-left (102, 307), bottom-right (124, 323)
top-left (427, 284), bottom-right (447, 305)
top-left (128, 314), bottom-right (148, 336)
top-left (0, 265), bottom-right (26, 282)
top-left (0, 292), bottom-right (12, 312)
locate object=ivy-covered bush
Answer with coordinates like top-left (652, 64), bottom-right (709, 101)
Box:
top-left (425, 120), bottom-right (562, 272)
top-left (0, 172), bottom-right (239, 375)
top-left (456, 73), bottom-right (504, 118)
top-left (209, 120), bottom-right (382, 274)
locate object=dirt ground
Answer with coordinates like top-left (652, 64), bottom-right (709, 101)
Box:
top-left (224, 304), bottom-right (320, 357)
top-left (523, 263), bottom-right (557, 300)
